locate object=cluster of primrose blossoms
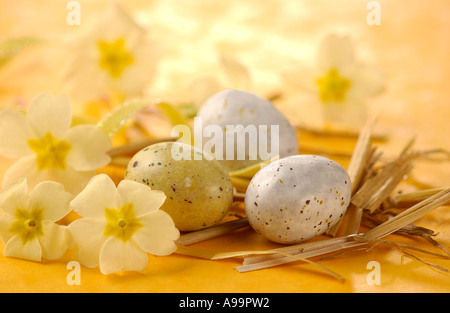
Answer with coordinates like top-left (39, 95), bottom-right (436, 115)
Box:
top-left (0, 2), bottom-right (179, 275)
top-left (0, 93), bottom-right (179, 275)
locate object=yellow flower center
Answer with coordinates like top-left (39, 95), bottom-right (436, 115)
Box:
top-left (9, 208), bottom-right (44, 245)
top-left (104, 203), bottom-right (143, 242)
top-left (97, 38), bottom-right (134, 79)
top-left (27, 132), bottom-right (72, 171)
top-left (316, 68), bottom-right (351, 103)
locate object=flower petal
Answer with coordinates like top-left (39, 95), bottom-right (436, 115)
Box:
top-left (30, 181), bottom-right (73, 222)
top-left (0, 178), bottom-right (29, 216)
top-left (94, 2), bottom-right (146, 48)
top-left (317, 34), bottom-right (355, 74)
top-left (110, 43), bottom-right (159, 97)
top-left (68, 217), bottom-right (106, 268)
top-left (348, 64), bottom-right (385, 99)
top-left (1, 156), bottom-right (41, 190)
top-left (46, 167), bottom-right (96, 196)
top-left (0, 213), bottom-right (16, 245)
top-left (0, 109), bottom-right (34, 158)
top-left (320, 97), bottom-right (368, 130)
top-left (64, 125), bottom-right (112, 171)
top-left (39, 221), bottom-right (73, 260)
top-left (133, 210), bottom-right (179, 256)
top-left (27, 92), bottom-right (72, 139)
top-left (4, 235), bottom-right (42, 262)
top-left (117, 180), bottom-right (166, 217)
top-left (70, 174), bottom-right (121, 220)
top-left (1, 156), bottom-right (94, 195)
top-left (99, 236), bottom-right (148, 274)
top-left (63, 56), bottom-right (108, 102)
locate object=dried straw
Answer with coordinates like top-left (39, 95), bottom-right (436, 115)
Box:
top-left (176, 218), bottom-right (250, 246)
top-left (211, 120), bottom-right (450, 275)
top-left (106, 117), bottom-right (450, 279)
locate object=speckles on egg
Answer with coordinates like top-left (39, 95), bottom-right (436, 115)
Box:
top-left (195, 89), bottom-right (299, 171)
top-left (244, 155), bottom-right (352, 244)
top-left (125, 142), bottom-right (234, 231)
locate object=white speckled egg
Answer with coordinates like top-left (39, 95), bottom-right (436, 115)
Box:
top-left (125, 142), bottom-right (234, 231)
top-left (195, 89), bottom-right (299, 171)
top-left (244, 155), bottom-right (351, 244)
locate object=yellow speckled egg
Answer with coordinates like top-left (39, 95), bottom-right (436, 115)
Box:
top-left (244, 155), bottom-right (351, 244)
top-left (125, 142), bottom-right (234, 231)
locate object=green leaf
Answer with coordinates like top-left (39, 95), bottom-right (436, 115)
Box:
top-left (228, 156), bottom-right (279, 179)
top-left (97, 99), bottom-right (192, 138)
top-left (155, 101), bottom-right (190, 127)
top-left (177, 102), bottom-right (198, 119)
top-left (97, 99), bottom-right (150, 136)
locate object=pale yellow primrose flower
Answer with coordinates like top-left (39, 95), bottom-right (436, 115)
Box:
top-left (0, 179), bottom-right (73, 262)
top-left (68, 174), bottom-right (179, 275)
top-left (0, 92), bottom-right (112, 194)
top-left (62, 2), bottom-right (162, 103)
top-left (284, 33), bottom-right (385, 130)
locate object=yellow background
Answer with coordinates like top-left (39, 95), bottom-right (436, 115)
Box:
top-left (0, 0), bottom-right (449, 292)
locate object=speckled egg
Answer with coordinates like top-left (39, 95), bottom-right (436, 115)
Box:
top-left (125, 142), bottom-right (234, 231)
top-left (195, 89), bottom-right (299, 171)
top-left (244, 155), bottom-right (351, 244)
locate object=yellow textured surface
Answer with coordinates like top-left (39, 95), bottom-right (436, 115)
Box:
top-left (0, 0), bottom-right (449, 293)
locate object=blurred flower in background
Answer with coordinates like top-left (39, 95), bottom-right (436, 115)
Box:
top-left (62, 2), bottom-right (162, 110)
top-left (284, 33), bottom-right (385, 131)
top-left (133, 53), bottom-right (252, 139)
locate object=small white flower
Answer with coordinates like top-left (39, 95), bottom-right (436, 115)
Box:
top-left (284, 33), bottom-right (385, 130)
top-left (0, 92), bottom-right (112, 194)
top-left (62, 2), bottom-right (162, 103)
top-left (68, 174), bottom-right (179, 275)
top-left (0, 179), bottom-right (73, 262)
